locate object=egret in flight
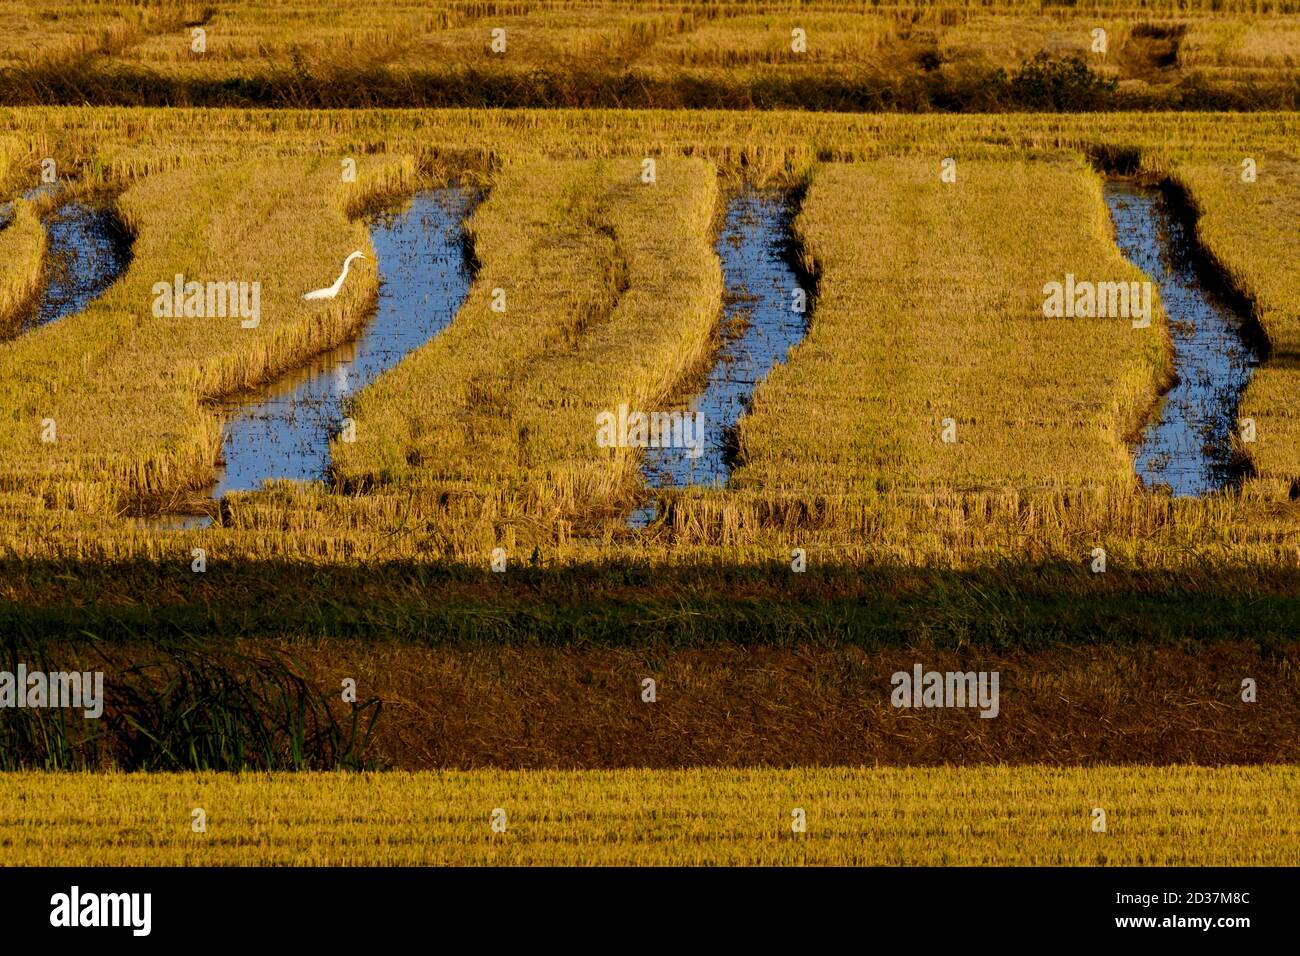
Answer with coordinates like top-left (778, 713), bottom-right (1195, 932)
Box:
top-left (303, 250), bottom-right (366, 301)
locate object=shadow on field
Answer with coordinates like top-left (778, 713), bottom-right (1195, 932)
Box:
top-left (4, 557), bottom-right (1297, 769)
top-left (2, 56), bottom-right (1297, 111)
top-left (298, 641), bottom-right (1300, 768)
top-left (4, 634), bottom-right (1296, 770)
top-left (2, 557), bottom-right (1300, 646)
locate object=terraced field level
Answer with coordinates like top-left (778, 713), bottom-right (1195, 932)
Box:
top-left (1105, 180), bottom-right (1260, 495)
top-left (210, 188), bottom-right (473, 502)
top-left (23, 200), bottom-right (130, 334)
top-left (634, 187), bottom-right (808, 524)
top-left (730, 157), bottom-right (1171, 497)
top-left (0, 191), bottom-right (130, 342)
top-left (1165, 158), bottom-right (1300, 498)
top-left (0, 109), bottom-right (1295, 630)
top-left (2, 0), bottom-right (1298, 111)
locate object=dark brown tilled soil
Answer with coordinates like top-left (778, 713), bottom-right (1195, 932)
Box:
top-left (284, 641), bottom-right (1300, 768)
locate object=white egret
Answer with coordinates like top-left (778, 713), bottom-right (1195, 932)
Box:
top-left (302, 250), bottom-right (366, 301)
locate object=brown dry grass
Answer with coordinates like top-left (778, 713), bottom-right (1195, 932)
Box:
top-left (279, 640), bottom-right (1300, 768)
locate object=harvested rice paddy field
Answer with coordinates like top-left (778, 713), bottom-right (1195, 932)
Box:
top-left (1, 107), bottom-right (1299, 644)
top-left (0, 1), bottom-right (1297, 869)
top-left (1, 0), bottom-right (1299, 110)
top-left (2, 766), bottom-right (1296, 865)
